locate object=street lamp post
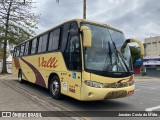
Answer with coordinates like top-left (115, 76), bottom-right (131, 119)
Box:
top-left (83, 0), bottom-right (86, 19)
top-left (56, 0), bottom-right (86, 19)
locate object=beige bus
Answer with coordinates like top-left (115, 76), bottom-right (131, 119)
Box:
top-left (12, 19), bottom-right (144, 101)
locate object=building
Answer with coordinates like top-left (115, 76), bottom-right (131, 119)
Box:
top-left (145, 36), bottom-right (160, 56)
top-left (134, 58), bottom-right (142, 74)
top-left (143, 36), bottom-right (160, 77)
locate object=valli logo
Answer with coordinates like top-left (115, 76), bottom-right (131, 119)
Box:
top-left (38, 57), bottom-right (58, 68)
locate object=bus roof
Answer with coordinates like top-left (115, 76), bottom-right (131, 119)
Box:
top-left (79, 19), bottom-right (122, 33)
top-left (16, 18), bottom-right (123, 46)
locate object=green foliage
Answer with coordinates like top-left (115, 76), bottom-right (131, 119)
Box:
top-left (0, 23), bottom-right (33, 45)
top-left (0, 0), bottom-right (39, 46)
top-left (0, 0), bottom-right (39, 73)
top-left (0, 48), bottom-right (9, 59)
top-left (129, 46), bottom-right (141, 64)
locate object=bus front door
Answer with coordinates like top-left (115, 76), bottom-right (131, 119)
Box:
top-left (67, 71), bottom-right (81, 100)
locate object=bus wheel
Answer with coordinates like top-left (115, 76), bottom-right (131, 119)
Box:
top-left (18, 70), bottom-right (24, 83)
top-left (49, 76), bottom-right (62, 99)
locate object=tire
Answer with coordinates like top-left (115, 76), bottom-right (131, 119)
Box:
top-left (18, 70), bottom-right (24, 83)
top-left (49, 76), bottom-right (62, 99)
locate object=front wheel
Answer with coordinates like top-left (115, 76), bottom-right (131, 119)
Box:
top-left (49, 76), bottom-right (62, 99)
top-left (18, 70), bottom-right (24, 83)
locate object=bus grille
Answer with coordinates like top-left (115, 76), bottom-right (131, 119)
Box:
top-left (103, 82), bottom-right (129, 88)
top-left (104, 90), bottom-right (127, 99)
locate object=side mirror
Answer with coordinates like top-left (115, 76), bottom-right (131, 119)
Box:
top-left (126, 38), bottom-right (144, 56)
top-left (80, 26), bottom-right (92, 47)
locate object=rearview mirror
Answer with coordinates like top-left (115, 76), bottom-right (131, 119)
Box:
top-left (80, 26), bottom-right (92, 47)
top-left (126, 38), bottom-right (144, 56)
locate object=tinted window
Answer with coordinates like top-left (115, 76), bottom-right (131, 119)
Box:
top-left (24, 42), bottom-right (29, 55)
top-left (38, 33), bottom-right (48, 53)
top-left (70, 22), bottom-right (78, 34)
top-left (61, 23), bottom-right (70, 52)
top-left (16, 47), bottom-right (20, 57)
top-left (48, 28), bottom-right (60, 51)
top-left (64, 35), bottom-right (81, 70)
top-left (20, 44), bottom-right (25, 56)
top-left (38, 36), bottom-right (43, 53)
top-left (13, 48), bottom-right (16, 57)
top-left (31, 38), bottom-right (37, 54)
top-left (61, 22), bottom-right (78, 52)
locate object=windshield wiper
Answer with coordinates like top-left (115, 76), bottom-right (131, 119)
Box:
top-left (117, 51), bottom-right (130, 72)
top-left (111, 40), bottom-right (130, 72)
top-left (103, 41), bottom-right (130, 72)
top-left (103, 41), bottom-right (118, 71)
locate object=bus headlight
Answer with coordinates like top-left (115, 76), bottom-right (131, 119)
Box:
top-left (84, 80), bottom-right (104, 88)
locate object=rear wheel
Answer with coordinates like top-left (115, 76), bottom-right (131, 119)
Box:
top-left (18, 70), bottom-right (24, 83)
top-left (49, 76), bottom-right (62, 99)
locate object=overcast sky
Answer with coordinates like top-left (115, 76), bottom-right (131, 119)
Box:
top-left (33, 0), bottom-right (160, 42)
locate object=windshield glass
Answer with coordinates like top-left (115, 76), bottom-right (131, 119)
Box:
top-left (82, 23), bottom-right (133, 72)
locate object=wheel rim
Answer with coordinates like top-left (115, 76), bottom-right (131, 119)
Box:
top-left (18, 72), bottom-right (22, 82)
top-left (51, 80), bottom-right (59, 96)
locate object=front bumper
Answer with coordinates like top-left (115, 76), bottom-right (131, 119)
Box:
top-left (80, 82), bottom-right (135, 101)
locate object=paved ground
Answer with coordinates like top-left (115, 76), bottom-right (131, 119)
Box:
top-left (0, 74), bottom-right (69, 120)
top-left (0, 74), bottom-right (160, 120)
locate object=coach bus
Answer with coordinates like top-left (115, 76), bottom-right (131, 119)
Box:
top-left (12, 19), bottom-right (144, 101)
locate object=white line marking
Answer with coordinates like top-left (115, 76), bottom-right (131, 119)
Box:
top-left (137, 85), bottom-right (158, 89)
top-left (137, 83), bottom-right (160, 86)
top-left (135, 89), bottom-right (141, 91)
top-left (150, 87), bottom-right (159, 90)
top-left (151, 99), bottom-right (160, 102)
top-left (146, 105), bottom-right (160, 111)
top-left (137, 84), bottom-right (160, 87)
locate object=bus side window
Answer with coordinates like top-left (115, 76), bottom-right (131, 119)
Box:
top-left (38, 36), bottom-right (43, 53)
top-left (13, 48), bottom-right (16, 57)
top-left (16, 47), bottom-right (20, 57)
top-left (48, 28), bottom-right (60, 51)
top-left (24, 42), bottom-right (29, 55)
top-left (20, 44), bottom-right (25, 56)
top-left (38, 33), bottom-right (48, 53)
top-left (61, 23), bottom-right (70, 52)
top-left (31, 38), bottom-right (37, 54)
top-left (70, 22), bottom-right (78, 34)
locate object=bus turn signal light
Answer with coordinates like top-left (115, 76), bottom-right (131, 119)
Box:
top-left (128, 90), bottom-right (134, 95)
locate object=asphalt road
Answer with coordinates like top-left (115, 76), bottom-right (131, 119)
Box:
top-left (1, 75), bottom-right (160, 120)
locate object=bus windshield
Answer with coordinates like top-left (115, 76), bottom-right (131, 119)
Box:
top-left (82, 23), bottom-right (133, 72)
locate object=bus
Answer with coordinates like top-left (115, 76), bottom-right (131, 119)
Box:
top-left (12, 19), bottom-right (144, 101)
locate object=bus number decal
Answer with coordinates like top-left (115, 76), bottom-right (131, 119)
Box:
top-left (38, 57), bottom-right (58, 68)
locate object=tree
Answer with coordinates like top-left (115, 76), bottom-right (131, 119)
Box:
top-left (129, 46), bottom-right (141, 64)
top-left (0, 48), bottom-right (4, 59)
top-left (0, 0), bottom-right (39, 73)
